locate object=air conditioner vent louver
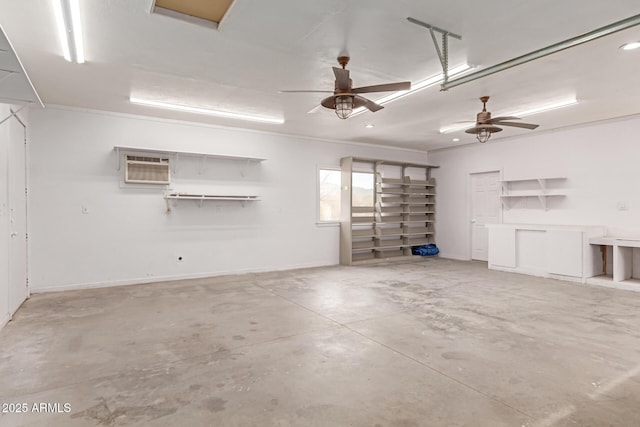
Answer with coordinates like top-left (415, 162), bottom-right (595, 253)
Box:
top-left (127, 155), bottom-right (168, 163)
top-left (125, 155), bottom-right (170, 184)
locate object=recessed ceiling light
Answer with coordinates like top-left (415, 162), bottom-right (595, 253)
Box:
top-left (620, 41), bottom-right (640, 50)
top-left (364, 124), bottom-right (375, 128)
top-left (452, 138), bottom-right (460, 142)
top-left (129, 97), bottom-right (284, 124)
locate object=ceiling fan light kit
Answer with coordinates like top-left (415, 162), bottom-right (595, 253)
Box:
top-left (335, 95), bottom-right (354, 119)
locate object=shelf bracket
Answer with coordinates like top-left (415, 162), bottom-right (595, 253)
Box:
top-left (198, 155), bottom-right (207, 175)
top-left (538, 195), bottom-right (547, 211)
top-left (172, 153), bottom-right (180, 176)
top-left (537, 178), bottom-right (547, 193)
top-left (240, 158), bottom-right (251, 178)
top-left (407, 17), bottom-right (462, 89)
top-left (115, 147), bottom-right (121, 171)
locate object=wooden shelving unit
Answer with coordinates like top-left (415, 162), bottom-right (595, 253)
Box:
top-left (340, 157), bottom-right (439, 265)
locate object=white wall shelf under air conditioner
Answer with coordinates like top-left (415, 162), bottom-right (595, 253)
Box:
top-left (164, 192), bottom-right (261, 212)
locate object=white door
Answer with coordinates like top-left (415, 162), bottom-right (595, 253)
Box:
top-left (471, 172), bottom-right (501, 261)
top-left (0, 115), bottom-right (9, 321)
top-left (7, 112), bottom-right (28, 314)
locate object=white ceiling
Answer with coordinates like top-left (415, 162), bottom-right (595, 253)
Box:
top-left (1, 0), bottom-right (639, 150)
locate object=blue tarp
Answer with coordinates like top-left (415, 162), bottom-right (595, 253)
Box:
top-left (411, 244), bottom-right (439, 256)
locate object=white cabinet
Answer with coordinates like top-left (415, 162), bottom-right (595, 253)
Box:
top-left (488, 227), bottom-right (516, 267)
top-left (545, 229), bottom-right (583, 277)
top-left (487, 224), bottom-right (605, 282)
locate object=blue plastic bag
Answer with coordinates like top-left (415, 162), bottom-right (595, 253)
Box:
top-left (411, 244), bottom-right (439, 256)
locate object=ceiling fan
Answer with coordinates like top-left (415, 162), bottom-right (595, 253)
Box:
top-left (465, 96), bottom-right (539, 143)
top-left (280, 56), bottom-right (411, 119)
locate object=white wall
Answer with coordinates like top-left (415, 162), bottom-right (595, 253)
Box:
top-left (28, 107), bottom-right (428, 292)
top-left (430, 115), bottom-right (640, 260)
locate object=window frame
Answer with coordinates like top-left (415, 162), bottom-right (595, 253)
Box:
top-left (316, 165), bottom-right (342, 226)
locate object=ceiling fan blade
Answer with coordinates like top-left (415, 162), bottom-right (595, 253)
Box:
top-left (333, 67), bottom-right (350, 90)
top-left (484, 116), bottom-right (520, 123)
top-left (352, 81), bottom-right (411, 94)
top-left (464, 126), bottom-right (480, 134)
top-left (365, 101), bottom-right (384, 112)
top-left (279, 90), bottom-right (334, 93)
top-left (495, 121), bottom-right (539, 130)
top-left (355, 95), bottom-right (384, 112)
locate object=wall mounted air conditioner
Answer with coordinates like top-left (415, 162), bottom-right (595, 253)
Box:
top-left (124, 155), bottom-right (170, 184)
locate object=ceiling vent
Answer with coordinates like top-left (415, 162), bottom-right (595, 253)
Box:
top-left (151, 0), bottom-right (236, 29)
top-left (125, 155), bottom-right (170, 185)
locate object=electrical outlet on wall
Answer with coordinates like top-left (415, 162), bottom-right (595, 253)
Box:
top-left (617, 201), bottom-right (629, 211)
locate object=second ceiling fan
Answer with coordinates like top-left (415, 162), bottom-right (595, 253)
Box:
top-left (281, 56), bottom-right (411, 119)
top-left (465, 96), bottom-right (539, 143)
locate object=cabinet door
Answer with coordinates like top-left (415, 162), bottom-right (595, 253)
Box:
top-left (546, 230), bottom-right (583, 277)
top-left (488, 227), bottom-right (516, 268)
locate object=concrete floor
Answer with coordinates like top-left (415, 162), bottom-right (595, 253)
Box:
top-left (1, 258), bottom-right (640, 427)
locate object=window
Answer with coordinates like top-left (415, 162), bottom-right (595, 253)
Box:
top-left (319, 169), bottom-right (341, 222)
top-left (318, 169), bottom-right (374, 223)
top-left (352, 172), bottom-right (374, 207)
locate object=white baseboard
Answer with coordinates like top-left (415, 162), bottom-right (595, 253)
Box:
top-left (30, 260), bottom-right (338, 294)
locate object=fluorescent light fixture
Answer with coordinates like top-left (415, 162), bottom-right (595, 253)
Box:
top-left (130, 97), bottom-right (285, 124)
top-left (439, 97), bottom-right (578, 134)
top-left (350, 64), bottom-right (472, 118)
top-left (439, 122), bottom-right (475, 134)
top-left (53, 0), bottom-right (85, 63)
top-left (508, 97), bottom-right (578, 118)
top-left (621, 41), bottom-right (640, 50)
top-left (364, 124), bottom-right (375, 128)
top-left (452, 138), bottom-right (460, 142)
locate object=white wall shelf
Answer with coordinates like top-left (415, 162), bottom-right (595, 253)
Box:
top-left (500, 177), bottom-right (567, 210)
top-left (164, 192), bottom-right (260, 212)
